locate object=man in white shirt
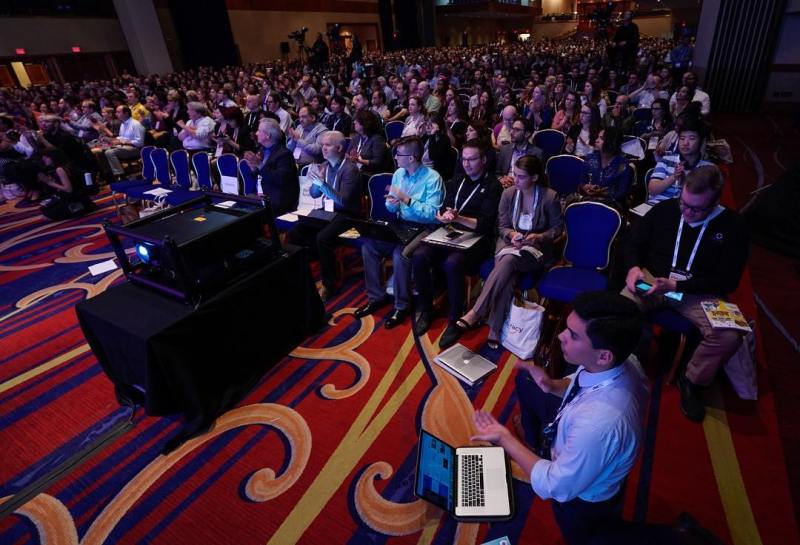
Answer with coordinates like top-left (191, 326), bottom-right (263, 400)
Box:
top-left (103, 105), bottom-right (146, 178)
top-left (176, 101), bottom-right (215, 152)
top-left (264, 91), bottom-right (292, 134)
top-left (472, 291), bottom-right (649, 545)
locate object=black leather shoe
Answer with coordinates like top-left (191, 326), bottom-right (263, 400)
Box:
top-left (439, 321), bottom-right (466, 350)
top-left (674, 512), bottom-right (726, 545)
top-left (354, 298), bottom-right (390, 318)
top-left (414, 311), bottom-right (432, 336)
top-left (677, 374), bottom-right (705, 422)
top-left (384, 308), bottom-right (410, 329)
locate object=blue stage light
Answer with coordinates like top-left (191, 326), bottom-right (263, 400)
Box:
top-left (135, 243), bottom-right (151, 263)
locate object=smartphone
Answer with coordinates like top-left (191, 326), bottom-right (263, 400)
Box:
top-left (635, 281), bottom-right (683, 301)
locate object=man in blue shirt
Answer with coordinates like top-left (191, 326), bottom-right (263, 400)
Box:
top-left (354, 136), bottom-right (443, 329)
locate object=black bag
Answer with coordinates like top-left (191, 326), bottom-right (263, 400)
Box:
top-left (40, 194), bottom-right (94, 221)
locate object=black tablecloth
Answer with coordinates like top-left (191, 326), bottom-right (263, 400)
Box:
top-left (76, 245), bottom-right (325, 428)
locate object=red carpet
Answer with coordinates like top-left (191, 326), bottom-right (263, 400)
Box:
top-left (1, 131), bottom-right (799, 544)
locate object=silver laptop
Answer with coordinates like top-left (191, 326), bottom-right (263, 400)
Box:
top-left (434, 343), bottom-right (497, 386)
top-left (423, 226), bottom-right (482, 250)
top-left (415, 429), bottom-right (513, 520)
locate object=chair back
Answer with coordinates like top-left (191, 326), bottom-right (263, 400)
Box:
top-left (384, 120), bottom-right (405, 142)
top-left (192, 152), bottom-right (212, 190)
top-left (562, 201), bottom-right (622, 270)
top-left (633, 107), bottom-right (652, 123)
top-left (170, 150), bottom-right (191, 189)
top-left (633, 120), bottom-right (650, 137)
top-left (217, 153), bottom-right (240, 194)
top-left (622, 135), bottom-right (647, 160)
top-left (546, 154), bottom-right (584, 195)
top-left (239, 158), bottom-right (259, 195)
top-left (367, 173), bottom-right (397, 222)
top-left (140, 145), bottom-right (156, 182)
top-left (150, 148), bottom-right (171, 185)
top-left (300, 164), bottom-right (311, 177)
top-left (533, 129), bottom-right (566, 160)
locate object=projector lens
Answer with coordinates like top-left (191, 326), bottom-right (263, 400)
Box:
top-left (136, 243), bottom-right (150, 262)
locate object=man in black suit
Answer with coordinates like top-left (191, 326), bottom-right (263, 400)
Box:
top-left (324, 96), bottom-right (353, 137)
top-left (243, 94), bottom-right (263, 135)
top-left (244, 119), bottom-right (298, 216)
top-left (288, 131), bottom-right (363, 301)
top-left (496, 117), bottom-right (542, 185)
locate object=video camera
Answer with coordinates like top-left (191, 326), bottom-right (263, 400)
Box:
top-left (288, 27), bottom-right (308, 43)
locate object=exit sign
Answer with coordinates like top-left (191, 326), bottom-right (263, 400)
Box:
top-left (15, 48), bottom-right (26, 55)
top-left (71, 46), bottom-right (81, 53)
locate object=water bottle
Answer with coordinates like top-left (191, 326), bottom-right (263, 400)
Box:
top-left (84, 172), bottom-right (93, 187)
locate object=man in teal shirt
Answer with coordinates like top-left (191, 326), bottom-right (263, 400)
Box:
top-left (354, 136), bottom-right (443, 329)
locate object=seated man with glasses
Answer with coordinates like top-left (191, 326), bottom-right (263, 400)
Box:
top-left (354, 136), bottom-right (444, 329)
top-left (623, 165), bottom-right (749, 422)
top-left (647, 116), bottom-right (713, 202)
top-left (496, 117), bottom-right (542, 188)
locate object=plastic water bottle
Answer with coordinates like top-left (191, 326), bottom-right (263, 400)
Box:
top-left (84, 172), bottom-right (93, 186)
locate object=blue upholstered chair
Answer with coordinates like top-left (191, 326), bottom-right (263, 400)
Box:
top-left (217, 153), bottom-right (240, 195)
top-left (537, 201), bottom-right (622, 303)
top-left (533, 129), bottom-right (566, 161)
top-left (109, 145), bottom-right (155, 193)
top-left (192, 152), bottom-right (212, 191)
top-left (170, 150), bottom-right (191, 190)
top-left (384, 120), bottom-right (405, 143)
top-left (240, 158), bottom-right (260, 196)
top-left (648, 308), bottom-right (701, 384)
top-left (546, 154), bottom-right (584, 196)
top-left (367, 172), bottom-right (396, 223)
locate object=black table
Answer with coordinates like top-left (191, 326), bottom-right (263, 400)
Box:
top-left (76, 245), bottom-right (325, 451)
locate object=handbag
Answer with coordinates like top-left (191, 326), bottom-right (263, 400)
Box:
top-left (723, 320), bottom-right (758, 400)
top-left (500, 297), bottom-right (545, 360)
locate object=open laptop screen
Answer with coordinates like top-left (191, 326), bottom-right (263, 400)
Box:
top-left (415, 430), bottom-right (455, 513)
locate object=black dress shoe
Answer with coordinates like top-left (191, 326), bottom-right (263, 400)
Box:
top-left (384, 308), bottom-right (410, 329)
top-left (439, 321), bottom-right (466, 350)
top-left (677, 374), bottom-right (706, 422)
top-left (354, 298), bottom-right (390, 318)
top-left (414, 311), bottom-right (432, 336)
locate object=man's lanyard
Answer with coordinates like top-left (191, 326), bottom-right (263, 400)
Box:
top-left (325, 162), bottom-right (340, 191)
top-left (672, 215), bottom-right (711, 273)
top-left (332, 115), bottom-right (341, 131)
top-left (546, 369), bottom-right (625, 432)
top-left (512, 187), bottom-right (540, 233)
top-left (453, 176), bottom-right (481, 214)
top-left (356, 136), bottom-right (365, 155)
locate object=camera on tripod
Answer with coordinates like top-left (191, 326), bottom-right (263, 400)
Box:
top-left (288, 27), bottom-right (308, 43)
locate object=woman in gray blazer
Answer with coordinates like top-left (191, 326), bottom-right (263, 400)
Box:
top-left (440, 155), bottom-right (563, 350)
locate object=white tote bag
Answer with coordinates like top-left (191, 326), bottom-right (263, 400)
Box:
top-left (501, 298), bottom-right (545, 360)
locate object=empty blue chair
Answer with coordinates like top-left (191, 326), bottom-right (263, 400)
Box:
top-left (217, 153), bottom-right (240, 194)
top-left (240, 158), bottom-right (260, 195)
top-left (537, 201), bottom-right (622, 303)
top-left (367, 172), bottom-right (397, 223)
top-left (110, 145), bottom-right (155, 193)
top-left (648, 308), bottom-right (701, 384)
top-left (533, 129), bottom-right (566, 161)
top-left (384, 120), bottom-right (405, 143)
top-left (546, 154), bottom-right (584, 196)
top-left (121, 147), bottom-right (171, 199)
top-left (170, 150), bottom-right (191, 189)
top-left (192, 152), bottom-right (213, 191)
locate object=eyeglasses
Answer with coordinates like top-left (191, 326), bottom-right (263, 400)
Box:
top-left (678, 198), bottom-right (715, 214)
top-left (395, 153), bottom-right (414, 158)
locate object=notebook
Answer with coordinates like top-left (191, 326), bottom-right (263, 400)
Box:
top-left (423, 226), bottom-right (482, 250)
top-left (434, 343), bottom-right (497, 386)
top-left (414, 429), bottom-right (513, 520)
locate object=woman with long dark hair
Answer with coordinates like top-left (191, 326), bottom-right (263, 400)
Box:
top-left (565, 103), bottom-right (601, 158)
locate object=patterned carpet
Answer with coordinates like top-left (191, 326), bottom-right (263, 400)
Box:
top-left (0, 147), bottom-right (798, 544)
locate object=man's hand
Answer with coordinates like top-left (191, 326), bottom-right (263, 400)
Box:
top-left (625, 266), bottom-right (645, 294)
top-left (471, 410), bottom-right (511, 444)
top-left (514, 359), bottom-right (552, 392)
top-left (511, 231), bottom-right (524, 249)
top-left (646, 276), bottom-right (677, 296)
top-left (672, 162), bottom-right (685, 181)
top-left (243, 150), bottom-right (259, 169)
top-left (435, 208), bottom-right (456, 223)
top-left (523, 232), bottom-right (541, 246)
top-left (391, 187), bottom-right (411, 205)
top-left (499, 175), bottom-right (514, 188)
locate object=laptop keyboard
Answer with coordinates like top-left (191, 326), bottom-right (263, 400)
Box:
top-left (460, 454), bottom-right (485, 507)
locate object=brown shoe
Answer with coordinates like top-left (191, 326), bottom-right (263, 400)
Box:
top-left (318, 286), bottom-right (332, 303)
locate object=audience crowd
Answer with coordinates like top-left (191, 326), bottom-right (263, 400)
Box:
top-left (2, 24), bottom-right (740, 545)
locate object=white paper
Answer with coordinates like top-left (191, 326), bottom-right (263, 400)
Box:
top-left (143, 187), bottom-right (172, 196)
top-left (88, 259), bottom-right (118, 276)
top-left (295, 206), bottom-right (314, 216)
top-left (324, 198), bottom-right (335, 212)
top-left (701, 301), bottom-right (753, 332)
top-left (277, 213), bottom-right (300, 222)
top-left (298, 176), bottom-right (323, 210)
top-left (621, 138), bottom-right (645, 159)
top-left (648, 136), bottom-right (659, 150)
top-left (214, 200), bottom-right (237, 209)
top-left (293, 146), bottom-right (302, 160)
top-left (220, 175), bottom-right (239, 195)
top-left (496, 246), bottom-right (521, 258)
top-left (631, 202), bottom-right (653, 217)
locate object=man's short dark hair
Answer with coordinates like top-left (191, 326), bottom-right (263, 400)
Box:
top-left (462, 138), bottom-right (486, 157)
top-left (679, 115), bottom-right (708, 141)
top-left (331, 95), bottom-right (347, 108)
top-left (120, 106), bottom-right (132, 117)
top-left (395, 135), bottom-right (423, 160)
top-left (572, 291), bottom-right (642, 364)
